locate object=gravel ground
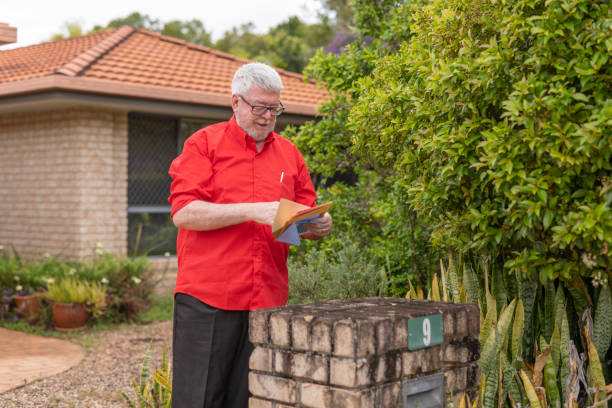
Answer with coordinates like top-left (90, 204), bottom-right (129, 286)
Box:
top-left (0, 321), bottom-right (173, 408)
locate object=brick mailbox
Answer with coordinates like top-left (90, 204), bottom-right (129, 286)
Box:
top-left (248, 297), bottom-right (480, 408)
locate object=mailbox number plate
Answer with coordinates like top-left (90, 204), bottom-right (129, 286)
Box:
top-left (407, 314), bottom-right (443, 350)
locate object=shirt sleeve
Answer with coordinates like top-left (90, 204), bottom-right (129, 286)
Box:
top-left (168, 132), bottom-right (214, 218)
top-left (293, 148), bottom-right (317, 207)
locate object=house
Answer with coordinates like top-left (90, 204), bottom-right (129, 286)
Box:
top-left (0, 23), bottom-right (17, 45)
top-left (0, 26), bottom-right (326, 272)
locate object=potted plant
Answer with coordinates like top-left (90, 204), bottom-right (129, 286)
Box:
top-left (12, 285), bottom-right (43, 319)
top-left (45, 278), bottom-right (107, 331)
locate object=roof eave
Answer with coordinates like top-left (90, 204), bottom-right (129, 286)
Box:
top-left (0, 75), bottom-right (318, 116)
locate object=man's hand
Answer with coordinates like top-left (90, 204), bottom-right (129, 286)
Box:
top-left (300, 212), bottom-right (333, 240)
top-left (251, 201), bottom-right (280, 226)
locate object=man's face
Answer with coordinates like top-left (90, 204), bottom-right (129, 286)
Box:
top-left (232, 85), bottom-right (281, 143)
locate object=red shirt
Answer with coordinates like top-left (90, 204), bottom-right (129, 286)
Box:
top-left (168, 116), bottom-right (316, 310)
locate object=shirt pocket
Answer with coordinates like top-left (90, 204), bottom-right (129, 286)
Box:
top-left (278, 170), bottom-right (296, 201)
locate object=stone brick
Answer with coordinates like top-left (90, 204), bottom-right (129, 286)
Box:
top-left (248, 373), bottom-right (297, 404)
top-left (356, 319), bottom-right (375, 358)
top-left (445, 366), bottom-right (468, 394)
top-left (402, 346), bottom-right (442, 376)
top-left (330, 357), bottom-right (370, 388)
top-left (291, 315), bottom-right (312, 351)
top-left (375, 319), bottom-right (393, 354)
top-left (443, 343), bottom-right (470, 364)
top-left (330, 388), bottom-right (373, 408)
top-left (250, 311), bottom-right (270, 344)
top-left (274, 350), bottom-right (292, 376)
top-left (300, 382), bottom-right (329, 408)
top-left (250, 347), bottom-right (273, 372)
top-left (394, 318), bottom-right (408, 349)
top-left (378, 382), bottom-right (402, 407)
top-left (375, 353), bottom-right (401, 383)
top-left (249, 397), bottom-right (273, 408)
top-left (443, 312), bottom-right (456, 340)
top-left (270, 313), bottom-right (292, 347)
top-left (333, 319), bottom-right (355, 357)
top-left (291, 352), bottom-right (328, 383)
top-left (311, 319), bottom-right (332, 354)
top-left (455, 308), bottom-right (469, 340)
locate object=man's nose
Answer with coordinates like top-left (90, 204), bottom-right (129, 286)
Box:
top-left (261, 108), bottom-right (275, 119)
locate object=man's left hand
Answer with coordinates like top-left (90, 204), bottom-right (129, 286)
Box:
top-left (300, 212), bottom-right (333, 240)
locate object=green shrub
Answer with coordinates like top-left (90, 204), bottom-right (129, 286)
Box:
top-left (288, 239), bottom-right (388, 304)
top-left (347, 0), bottom-right (611, 283)
top-left (0, 249), bottom-right (155, 324)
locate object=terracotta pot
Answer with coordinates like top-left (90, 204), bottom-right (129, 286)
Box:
top-left (52, 302), bottom-right (88, 332)
top-left (13, 293), bottom-right (42, 319)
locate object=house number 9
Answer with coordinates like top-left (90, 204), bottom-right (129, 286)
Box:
top-left (422, 317), bottom-right (431, 346)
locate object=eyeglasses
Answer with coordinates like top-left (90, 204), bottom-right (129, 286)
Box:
top-left (238, 95), bottom-right (285, 117)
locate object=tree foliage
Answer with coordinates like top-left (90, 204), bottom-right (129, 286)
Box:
top-left (294, 0), bottom-right (612, 285)
top-left (353, 0), bottom-right (611, 282)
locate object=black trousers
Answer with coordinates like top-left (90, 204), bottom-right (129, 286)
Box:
top-left (171, 293), bottom-right (252, 408)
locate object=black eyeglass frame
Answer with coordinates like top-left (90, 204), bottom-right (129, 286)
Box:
top-left (238, 95), bottom-right (285, 117)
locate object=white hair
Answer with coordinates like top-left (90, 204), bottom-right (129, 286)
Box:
top-left (231, 62), bottom-right (283, 96)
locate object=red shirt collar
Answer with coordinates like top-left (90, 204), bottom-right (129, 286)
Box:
top-left (229, 115), bottom-right (276, 152)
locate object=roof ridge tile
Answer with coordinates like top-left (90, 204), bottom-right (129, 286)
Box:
top-left (55, 25), bottom-right (135, 77)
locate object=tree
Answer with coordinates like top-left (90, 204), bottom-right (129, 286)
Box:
top-left (50, 21), bottom-right (84, 41)
top-left (348, 0), bottom-right (611, 283)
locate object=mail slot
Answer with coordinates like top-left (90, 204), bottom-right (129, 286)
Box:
top-left (402, 373), bottom-right (445, 408)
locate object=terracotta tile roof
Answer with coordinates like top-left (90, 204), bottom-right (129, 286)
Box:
top-left (0, 26), bottom-right (326, 115)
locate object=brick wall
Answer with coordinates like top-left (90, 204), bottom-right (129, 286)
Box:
top-left (249, 298), bottom-right (480, 408)
top-left (0, 108), bottom-right (128, 261)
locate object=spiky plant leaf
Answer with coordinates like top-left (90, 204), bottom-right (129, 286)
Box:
top-left (511, 298), bottom-right (524, 365)
top-left (140, 342), bottom-right (153, 394)
top-left (459, 282), bottom-right (467, 304)
top-left (480, 299), bottom-right (516, 376)
top-left (566, 275), bottom-right (591, 315)
top-left (520, 370), bottom-right (543, 408)
top-left (119, 390), bottom-right (138, 408)
top-left (492, 266), bottom-right (507, 314)
top-left (521, 278), bottom-right (538, 361)
top-left (550, 323), bottom-right (560, 373)
top-left (501, 352), bottom-right (520, 406)
top-left (483, 354), bottom-right (500, 408)
top-left (592, 284), bottom-right (612, 362)
top-left (553, 285), bottom-right (565, 336)
top-left (463, 265), bottom-right (480, 305)
top-left (559, 309), bottom-right (570, 405)
top-left (447, 254), bottom-right (461, 303)
top-left (440, 259), bottom-right (448, 302)
top-left (458, 393), bottom-right (467, 408)
top-left (480, 277), bottom-right (498, 346)
top-left (543, 279), bottom-right (556, 341)
top-left (431, 274), bottom-right (441, 302)
top-left (541, 337), bottom-right (560, 408)
top-left (584, 326), bottom-right (607, 404)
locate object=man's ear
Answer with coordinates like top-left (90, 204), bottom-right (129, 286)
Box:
top-left (231, 94), bottom-right (240, 113)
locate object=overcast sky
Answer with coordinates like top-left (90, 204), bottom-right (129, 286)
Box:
top-left (3, 0), bottom-right (323, 49)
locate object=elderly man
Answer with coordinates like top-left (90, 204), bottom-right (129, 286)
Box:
top-left (168, 62), bottom-right (332, 408)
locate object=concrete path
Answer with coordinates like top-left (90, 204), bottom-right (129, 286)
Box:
top-left (0, 328), bottom-right (85, 393)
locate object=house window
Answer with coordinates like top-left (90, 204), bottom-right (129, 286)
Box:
top-left (127, 113), bottom-right (214, 255)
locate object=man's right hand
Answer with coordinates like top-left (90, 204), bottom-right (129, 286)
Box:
top-left (251, 201), bottom-right (280, 226)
